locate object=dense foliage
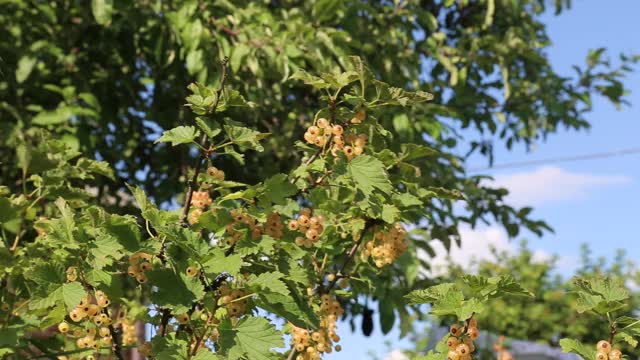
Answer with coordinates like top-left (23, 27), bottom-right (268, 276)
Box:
top-left (0, 0), bottom-right (638, 359)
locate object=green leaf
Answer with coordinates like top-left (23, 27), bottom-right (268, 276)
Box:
top-left (559, 338), bottom-right (596, 360)
top-left (62, 282), bottom-right (87, 310)
top-left (348, 155), bottom-right (392, 196)
top-left (262, 174), bottom-right (297, 205)
top-left (16, 56), bottom-right (37, 83)
top-left (255, 292), bottom-right (319, 329)
top-left (147, 269), bottom-right (202, 308)
top-left (76, 158), bottom-right (115, 180)
top-left (224, 124), bottom-right (269, 152)
top-left (92, 0), bottom-right (113, 25)
top-left (247, 271), bottom-right (289, 297)
top-left (32, 107), bottom-right (73, 125)
top-left (381, 204), bottom-right (400, 223)
top-left (155, 126), bottom-right (200, 146)
top-left (405, 283), bottom-right (457, 305)
top-left (192, 349), bottom-right (223, 360)
top-left (379, 300), bottom-right (395, 334)
top-left (219, 317), bottom-right (284, 360)
top-left (290, 70), bottom-right (331, 89)
top-left (91, 232), bottom-right (125, 269)
top-left (195, 117), bottom-right (222, 138)
top-left (203, 249), bottom-right (243, 277)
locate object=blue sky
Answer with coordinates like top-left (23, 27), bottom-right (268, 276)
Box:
top-left (333, 1), bottom-right (640, 359)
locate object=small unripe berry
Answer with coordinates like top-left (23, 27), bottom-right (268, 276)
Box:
top-left (186, 266), bottom-right (199, 277)
top-left (468, 318), bottom-right (477, 328)
top-left (609, 349), bottom-right (622, 360)
top-left (99, 327), bottom-right (110, 337)
top-left (449, 324), bottom-right (462, 336)
top-left (446, 336), bottom-right (459, 350)
top-left (327, 273), bottom-right (336, 282)
top-left (597, 341), bottom-right (611, 354)
top-left (288, 220), bottom-right (299, 231)
top-left (136, 272), bottom-right (147, 284)
top-left (58, 322), bottom-right (70, 333)
top-left (176, 313), bottom-right (189, 324)
top-left (447, 350), bottom-right (461, 360)
top-left (317, 118), bottom-right (330, 128)
top-left (456, 343), bottom-right (470, 356)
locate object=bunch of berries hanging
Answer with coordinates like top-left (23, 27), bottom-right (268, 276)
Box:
top-left (290, 294), bottom-right (343, 359)
top-left (446, 319), bottom-right (480, 360)
top-left (59, 291), bottom-right (114, 352)
top-left (121, 318), bottom-right (137, 346)
top-left (217, 282), bottom-right (251, 318)
top-left (288, 208), bottom-right (325, 248)
top-left (303, 117), bottom-right (368, 161)
top-left (494, 335), bottom-right (513, 360)
top-left (206, 166), bottom-right (225, 181)
top-left (127, 252), bottom-right (153, 284)
top-left (595, 340), bottom-right (622, 360)
top-left (189, 190), bottom-right (213, 225)
top-left (361, 223), bottom-right (408, 268)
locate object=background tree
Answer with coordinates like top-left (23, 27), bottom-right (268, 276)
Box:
top-left (396, 243), bottom-right (640, 359)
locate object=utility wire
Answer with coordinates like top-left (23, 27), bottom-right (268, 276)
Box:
top-left (467, 146), bottom-right (640, 172)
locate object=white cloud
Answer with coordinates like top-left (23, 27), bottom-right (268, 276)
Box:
top-left (423, 225), bottom-right (569, 277)
top-left (384, 350), bottom-right (410, 360)
top-left (488, 166), bottom-right (631, 207)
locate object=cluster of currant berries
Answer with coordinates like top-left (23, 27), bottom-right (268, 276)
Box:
top-left (288, 208), bottom-right (325, 248)
top-left (446, 319), bottom-right (480, 360)
top-left (494, 336), bottom-right (513, 360)
top-left (189, 190), bottom-right (213, 225)
top-left (66, 266), bottom-right (78, 282)
top-left (126, 252), bottom-right (153, 284)
top-left (206, 166), bottom-right (225, 181)
top-left (59, 292), bottom-right (113, 351)
top-left (361, 224), bottom-right (408, 268)
top-left (120, 318), bottom-right (137, 346)
top-left (67, 292), bottom-right (111, 323)
top-left (263, 211), bottom-right (285, 239)
top-left (595, 340), bottom-right (622, 360)
top-left (217, 282), bottom-right (251, 318)
top-left (290, 294), bottom-right (343, 359)
top-left (223, 210), bottom-right (282, 246)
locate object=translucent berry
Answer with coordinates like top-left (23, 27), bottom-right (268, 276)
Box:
top-left (597, 341), bottom-right (611, 354)
top-left (177, 313), bottom-right (189, 324)
top-left (447, 350), bottom-right (461, 360)
top-left (456, 343), bottom-right (470, 355)
top-left (596, 351), bottom-right (608, 360)
top-left (609, 349), bottom-right (622, 360)
top-left (186, 266), bottom-right (199, 277)
top-left (446, 336), bottom-right (459, 350)
top-left (317, 118), bottom-right (330, 128)
top-left (467, 326), bottom-right (479, 340)
top-left (58, 322), bottom-right (70, 333)
top-left (449, 324), bottom-right (462, 336)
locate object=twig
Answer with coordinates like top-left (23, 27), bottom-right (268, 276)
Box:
top-left (288, 219), bottom-right (378, 359)
top-left (180, 57), bottom-right (230, 227)
top-left (158, 308), bottom-right (172, 337)
top-left (326, 219), bottom-right (378, 291)
top-left (105, 309), bottom-right (124, 360)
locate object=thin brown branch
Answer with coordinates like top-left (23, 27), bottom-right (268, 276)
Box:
top-left (158, 308), bottom-right (172, 337)
top-left (180, 57), bottom-right (230, 227)
top-left (326, 219), bottom-right (378, 291)
top-left (105, 309), bottom-right (124, 360)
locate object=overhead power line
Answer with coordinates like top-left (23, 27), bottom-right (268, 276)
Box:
top-left (467, 147), bottom-right (640, 172)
